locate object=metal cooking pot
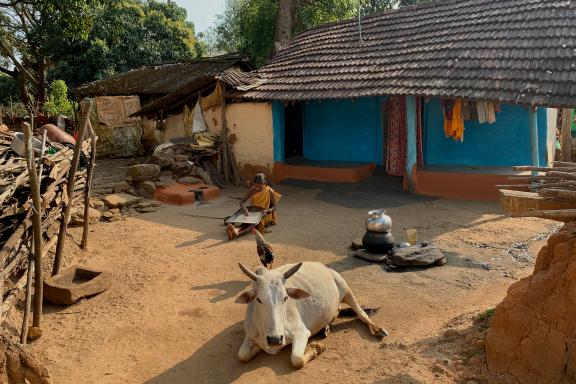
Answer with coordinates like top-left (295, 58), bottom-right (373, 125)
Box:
top-left (365, 209), bottom-right (392, 233)
top-left (362, 231), bottom-right (396, 254)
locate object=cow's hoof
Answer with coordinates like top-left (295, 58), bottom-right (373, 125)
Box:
top-left (309, 342), bottom-right (326, 355)
top-left (370, 324), bottom-right (389, 338)
top-left (323, 325), bottom-right (331, 338)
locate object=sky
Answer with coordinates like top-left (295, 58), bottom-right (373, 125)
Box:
top-left (174, 0), bottom-right (227, 34)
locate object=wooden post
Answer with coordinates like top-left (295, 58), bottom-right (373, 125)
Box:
top-left (81, 120), bottom-right (97, 250)
top-left (20, 254), bottom-right (33, 344)
top-left (52, 100), bottom-right (92, 276)
top-left (220, 88), bottom-right (230, 184)
top-left (23, 122), bottom-right (44, 338)
top-left (561, 108), bottom-right (573, 162)
top-left (405, 95), bottom-right (417, 192)
top-left (529, 107), bottom-right (540, 177)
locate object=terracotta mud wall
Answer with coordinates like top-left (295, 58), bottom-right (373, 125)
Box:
top-left (486, 224), bottom-right (576, 384)
top-left (206, 102), bottom-right (274, 180)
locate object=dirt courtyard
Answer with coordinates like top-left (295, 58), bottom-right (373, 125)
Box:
top-left (23, 164), bottom-right (556, 384)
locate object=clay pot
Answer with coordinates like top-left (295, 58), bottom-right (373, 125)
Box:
top-left (362, 231), bottom-right (396, 254)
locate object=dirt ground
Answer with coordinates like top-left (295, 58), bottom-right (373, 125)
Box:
top-left (18, 160), bottom-right (558, 383)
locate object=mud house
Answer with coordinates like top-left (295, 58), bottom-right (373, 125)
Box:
top-left (220, 0), bottom-right (576, 200)
top-left (75, 54), bottom-right (254, 157)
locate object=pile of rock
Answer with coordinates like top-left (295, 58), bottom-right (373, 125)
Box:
top-left (121, 135), bottom-right (224, 199)
top-left (70, 193), bottom-right (164, 225)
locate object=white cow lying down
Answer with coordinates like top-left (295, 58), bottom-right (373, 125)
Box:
top-left (235, 262), bottom-right (388, 368)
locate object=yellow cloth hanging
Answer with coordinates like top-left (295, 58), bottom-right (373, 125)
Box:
top-left (444, 99), bottom-right (465, 142)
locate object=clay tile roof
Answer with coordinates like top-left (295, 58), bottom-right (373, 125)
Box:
top-left (75, 54), bottom-right (253, 98)
top-left (241, 0), bottom-right (576, 108)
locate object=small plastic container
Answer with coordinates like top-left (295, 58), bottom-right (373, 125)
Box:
top-left (407, 228), bottom-right (417, 245)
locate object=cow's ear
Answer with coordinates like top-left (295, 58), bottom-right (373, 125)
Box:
top-left (286, 288), bottom-right (311, 300)
top-left (235, 290), bottom-right (256, 304)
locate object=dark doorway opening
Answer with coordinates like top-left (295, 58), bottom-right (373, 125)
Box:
top-left (284, 102), bottom-right (304, 159)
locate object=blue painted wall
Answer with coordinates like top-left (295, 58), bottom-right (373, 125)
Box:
top-left (302, 97), bottom-right (384, 165)
top-left (272, 101), bottom-right (285, 162)
top-left (423, 98), bottom-right (548, 167)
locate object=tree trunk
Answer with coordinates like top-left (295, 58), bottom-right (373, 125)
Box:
top-left (35, 59), bottom-right (48, 108)
top-left (16, 71), bottom-right (31, 106)
top-left (274, 0), bottom-right (296, 54)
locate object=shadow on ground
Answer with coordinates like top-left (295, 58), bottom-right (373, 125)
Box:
top-left (280, 171), bottom-right (435, 210)
top-left (144, 317), bottom-right (381, 384)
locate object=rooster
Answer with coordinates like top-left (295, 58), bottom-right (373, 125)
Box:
top-left (252, 228), bottom-right (274, 269)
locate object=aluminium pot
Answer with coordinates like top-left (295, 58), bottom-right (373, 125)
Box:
top-left (365, 209), bottom-right (392, 233)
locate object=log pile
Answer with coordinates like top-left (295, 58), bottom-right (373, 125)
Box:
top-left (498, 162), bottom-right (576, 221)
top-left (0, 130), bottom-right (90, 320)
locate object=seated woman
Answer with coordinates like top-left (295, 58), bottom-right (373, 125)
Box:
top-left (226, 173), bottom-right (281, 240)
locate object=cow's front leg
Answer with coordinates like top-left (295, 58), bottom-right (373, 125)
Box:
top-left (238, 335), bottom-right (261, 363)
top-left (290, 332), bottom-right (326, 369)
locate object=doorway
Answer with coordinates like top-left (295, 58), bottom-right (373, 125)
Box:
top-left (284, 102), bottom-right (304, 160)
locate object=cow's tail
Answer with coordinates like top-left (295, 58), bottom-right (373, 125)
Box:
top-left (338, 306), bottom-right (380, 318)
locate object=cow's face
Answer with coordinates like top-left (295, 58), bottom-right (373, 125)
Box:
top-left (236, 263), bottom-right (310, 347)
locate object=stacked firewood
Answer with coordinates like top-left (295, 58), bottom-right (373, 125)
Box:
top-left (499, 162), bottom-right (576, 222)
top-left (0, 130), bottom-right (90, 317)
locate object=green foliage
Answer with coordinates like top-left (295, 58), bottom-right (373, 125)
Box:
top-left (0, 0), bottom-right (104, 104)
top-left (0, 73), bottom-right (18, 104)
top-left (43, 80), bottom-right (73, 116)
top-left (214, 0), bottom-right (432, 67)
top-left (477, 308), bottom-right (496, 321)
top-left (50, 0), bottom-right (200, 89)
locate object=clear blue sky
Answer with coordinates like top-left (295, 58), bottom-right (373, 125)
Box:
top-left (174, 0), bottom-right (227, 33)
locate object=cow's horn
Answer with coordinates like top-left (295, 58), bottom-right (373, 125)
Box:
top-left (239, 263), bottom-right (258, 281)
top-left (283, 263), bottom-right (303, 280)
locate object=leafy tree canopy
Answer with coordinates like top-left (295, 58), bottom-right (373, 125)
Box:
top-left (213, 0), bottom-right (431, 67)
top-left (50, 0), bottom-right (200, 90)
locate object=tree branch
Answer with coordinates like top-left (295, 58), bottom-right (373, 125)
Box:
top-left (0, 38), bottom-right (37, 86)
top-left (0, 65), bottom-right (16, 77)
top-left (0, 0), bottom-right (33, 7)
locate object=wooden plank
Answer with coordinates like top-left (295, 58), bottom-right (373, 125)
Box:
top-left (499, 189), bottom-right (576, 214)
top-left (561, 108), bottom-right (573, 162)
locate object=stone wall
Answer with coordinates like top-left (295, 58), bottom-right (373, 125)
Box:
top-left (486, 224), bottom-right (576, 383)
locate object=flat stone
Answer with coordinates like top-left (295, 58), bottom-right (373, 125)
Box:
top-left (390, 243), bottom-right (446, 267)
top-left (142, 181), bottom-right (156, 195)
top-left (354, 249), bottom-right (389, 263)
top-left (103, 193), bottom-right (142, 208)
top-left (127, 164), bottom-right (161, 183)
top-left (150, 153), bottom-right (174, 170)
top-left (70, 208), bottom-right (101, 225)
top-left (135, 199), bottom-right (162, 209)
top-left (90, 199), bottom-right (105, 209)
top-left (113, 181), bottom-right (131, 193)
top-left (102, 211), bottom-right (115, 220)
top-left (351, 238), bottom-right (364, 250)
top-left (173, 155), bottom-right (189, 162)
top-left (156, 179), bottom-right (176, 189)
top-left (171, 161), bottom-right (190, 177)
top-left (178, 176), bottom-right (203, 185)
top-left (136, 206), bottom-right (159, 213)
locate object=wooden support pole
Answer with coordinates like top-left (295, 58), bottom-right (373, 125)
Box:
top-left (23, 122), bottom-right (44, 337)
top-left (53, 100), bottom-right (92, 276)
top-left (20, 253), bottom-right (33, 344)
top-left (561, 108), bottom-right (573, 162)
top-left (81, 120), bottom-right (97, 250)
top-left (220, 90), bottom-right (230, 184)
top-left (529, 107), bottom-right (540, 177)
top-left (405, 95), bottom-right (417, 193)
